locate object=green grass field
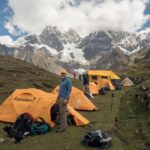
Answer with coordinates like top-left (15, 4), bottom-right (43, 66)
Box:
top-left (0, 55), bottom-right (149, 150)
top-left (0, 90), bottom-right (126, 150)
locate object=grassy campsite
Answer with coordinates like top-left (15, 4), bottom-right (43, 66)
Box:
top-left (0, 55), bottom-right (150, 150)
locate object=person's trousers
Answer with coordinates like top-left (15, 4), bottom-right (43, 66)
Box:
top-left (56, 97), bottom-right (67, 129)
top-left (84, 84), bottom-right (90, 94)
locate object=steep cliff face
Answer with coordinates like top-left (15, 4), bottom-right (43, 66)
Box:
top-left (95, 47), bottom-right (130, 70)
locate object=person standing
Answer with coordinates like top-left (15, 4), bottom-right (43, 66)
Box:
top-left (79, 74), bottom-right (82, 81)
top-left (73, 72), bottom-right (77, 80)
top-left (83, 73), bottom-right (91, 96)
top-left (56, 71), bottom-right (72, 132)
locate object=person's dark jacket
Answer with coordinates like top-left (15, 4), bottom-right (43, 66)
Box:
top-left (83, 74), bottom-right (89, 85)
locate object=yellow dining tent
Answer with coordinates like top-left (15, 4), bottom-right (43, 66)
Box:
top-left (88, 70), bottom-right (120, 83)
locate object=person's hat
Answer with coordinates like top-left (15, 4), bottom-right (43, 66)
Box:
top-left (61, 70), bottom-right (67, 74)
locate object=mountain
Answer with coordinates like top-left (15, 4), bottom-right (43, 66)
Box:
top-left (79, 30), bottom-right (150, 60)
top-left (130, 46), bottom-right (150, 64)
top-left (0, 26), bottom-right (150, 73)
top-left (78, 30), bottom-right (150, 69)
top-left (95, 47), bottom-right (130, 70)
top-left (0, 44), bottom-right (15, 56)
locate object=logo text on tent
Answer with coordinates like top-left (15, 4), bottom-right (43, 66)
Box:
top-left (14, 97), bottom-right (36, 102)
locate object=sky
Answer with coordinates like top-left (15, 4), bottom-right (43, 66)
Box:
top-left (0, 0), bottom-right (150, 45)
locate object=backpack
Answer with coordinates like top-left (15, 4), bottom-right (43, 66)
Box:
top-left (4, 113), bottom-right (34, 143)
top-left (51, 103), bottom-right (59, 122)
top-left (67, 114), bottom-right (75, 125)
top-left (82, 130), bottom-right (112, 148)
top-left (99, 88), bottom-right (106, 95)
top-left (29, 118), bottom-right (51, 135)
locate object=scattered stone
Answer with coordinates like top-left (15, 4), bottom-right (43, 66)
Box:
top-left (126, 101), bottom-right (130, 104)
top-left (128, 115), bottom-right (137, 119)
top-left (0, 138), bottom-right (6, 143)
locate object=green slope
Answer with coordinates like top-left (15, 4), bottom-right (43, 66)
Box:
top-left (116, 59), bottom-right (150, 150)
top-left (0, 55), bottom-right (61, 104)
top-left (117, 88), bottom-right (150, 150)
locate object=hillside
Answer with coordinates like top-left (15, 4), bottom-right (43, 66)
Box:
top-left (117, 58), bottom-right (150, 86)
top-left (115, 59), bottom-right (150, 150)
top-left (0, 55), bottom-right (61, 103)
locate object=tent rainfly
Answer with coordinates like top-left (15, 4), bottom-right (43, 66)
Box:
top-left (0, 88), bottom-right (89, 127)
top-left (52, 86), bottom-right (97, 111)
top-left (89, 82), bottom-right (99, 95)
top-left (121, 77), bottom-right (134, 87)
top-left (98, 79), bottom-right (115, 90)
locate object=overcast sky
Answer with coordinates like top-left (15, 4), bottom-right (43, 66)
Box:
top-left (0, 0), bottom-right (150, 45)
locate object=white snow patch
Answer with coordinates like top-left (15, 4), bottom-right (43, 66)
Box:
top-left (119, 36), bottom-right (138, 47)
top-left (14, 37), bottom-right (27, 47)
top-left (118, 46), bottom-right (131, 55)
top-left (30, 44), bottom-right (59, 56)
top-left (106, 31), bottom-right (113, 39)
top-left (138, 33), bottom-right (148, 41)
top-left (60, 43), bottom-right (88, 64)
top-left (131, 46), bottom-right (141, 54)
top-left (74, 68), bottom-right (86, 75)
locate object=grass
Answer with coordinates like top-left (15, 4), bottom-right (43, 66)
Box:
top-left (0, 55), bottom-right (149, 150)
top-left (0, 91), bottom-right (125, 150)
top-left (116, 87), bottom-right (150, 150)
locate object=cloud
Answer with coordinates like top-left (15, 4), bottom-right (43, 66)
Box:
top-left (4, 22), bottom-right (18, 35)
top-left (0, 35), bottom-right (14, 45)
top-left (139, 27), bottom-right (150, 33)
top-left (7, 0), bottom-right (150, 36)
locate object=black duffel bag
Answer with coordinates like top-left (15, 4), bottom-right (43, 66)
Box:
top-left (4, 113), bottom-right (34, 143)
top-left (82, 130), bottom-right (112, 148)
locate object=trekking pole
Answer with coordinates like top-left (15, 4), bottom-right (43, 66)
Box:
top-left (111, 93), bottom-right (114, 112)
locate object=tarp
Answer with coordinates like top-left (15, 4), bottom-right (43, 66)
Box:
top-left (52, 86), bottom-right (97, 111)
top-left (0, 88), bottom-right (89, 127)
top-left (121, 78), bottom-right (134, 87)
top-left (98, 79), bottom-right (115, 90)
top-left (89, 82), bottom-right (99, 95)
top-left (88, 70), bottom-right (120, 80)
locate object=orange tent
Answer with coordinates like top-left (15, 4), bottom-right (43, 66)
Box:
top-left (121, 78), bottom-right (134, 87)
top-left (52, 86), bottom-right (97, 111)
top-left (98, 79), bottom-right (115, 90)
top-left (89, 82), bottom-right (99, 95)
top-left (0, 88), bottom-right (89, 127)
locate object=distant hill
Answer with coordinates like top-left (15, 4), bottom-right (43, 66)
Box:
top-left (0, 55), bottom-right (81, 104)
top-left (0, 55), bottom-right (61, 103)
top-left (117, 58), bottom-right (150, 86)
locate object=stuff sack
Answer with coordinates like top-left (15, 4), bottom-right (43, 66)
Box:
top-left (29, 118), bottom-right (51, 135)
top-left (4, 113), bottom-right (34, 142)
top-left (82, 130), bottom-right (112, 148)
